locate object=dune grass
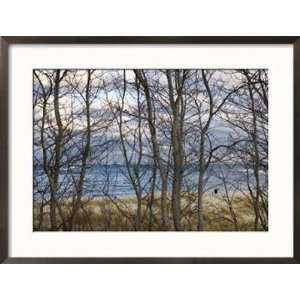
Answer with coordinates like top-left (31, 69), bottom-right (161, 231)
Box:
top-left (33, 192), bottom-right (263, 231)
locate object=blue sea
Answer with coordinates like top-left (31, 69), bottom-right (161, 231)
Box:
top-left (33, 163), bottom-right (264, 200)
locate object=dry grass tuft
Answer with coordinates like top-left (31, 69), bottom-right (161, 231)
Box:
top-left (33, 193), bottom-right (263, 231)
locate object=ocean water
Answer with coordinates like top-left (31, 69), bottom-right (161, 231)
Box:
top-left (33, 164), bottom-right (265, 200)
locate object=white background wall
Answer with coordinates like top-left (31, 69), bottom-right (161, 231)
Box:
top-left (0, 0), bottom-right (299, 299)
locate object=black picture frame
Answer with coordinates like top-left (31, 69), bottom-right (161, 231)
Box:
top-left (0, 36), bottom-right (299, 264)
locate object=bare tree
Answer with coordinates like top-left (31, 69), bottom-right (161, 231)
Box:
top-left (134, 70), bottom-right (170, 230)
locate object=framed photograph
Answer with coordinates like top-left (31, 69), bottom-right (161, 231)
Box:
top-left (0, 36), bottom-right (299, 263)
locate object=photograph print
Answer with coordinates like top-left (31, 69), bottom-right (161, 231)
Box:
top-left (33, 69), bottom-right (268, 231)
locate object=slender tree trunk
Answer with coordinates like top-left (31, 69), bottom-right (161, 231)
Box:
top-left (228, 201), bottom-right (239, 231)
top-left (197, 135), bottom-right (205, 230)
top-left (134, 70), bottom-right (169, 230)
top-left (148, 167), bottom-right (157, 230)
top-left (117, 70), bottom-right (143, 230)
top-left (245, 72), bottom-right (267, 231)
top-left (171, 110), bottom-right (183, 231)
top-left (69, 70), bottom-right (92, 230)
top-left (51, 70), bottom-right (63, 230)
top-left (51, 69), bottom-right (69, 230)
top-left (160, 177), bottom-right (169, 230)
top-left (135, 83), bottom-right (144, 230)
top-left (37, 200), bottom-right (45, 230)
top-left (223, 178), bottom-right (239, 231)
top-left (167, 70), bottom-right (184, 231)
top-left (34, 70), bottom-right (67, 230)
